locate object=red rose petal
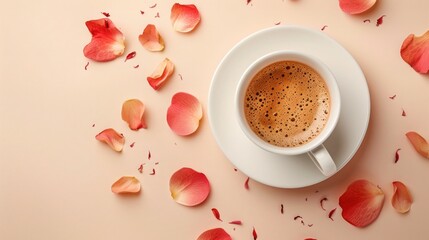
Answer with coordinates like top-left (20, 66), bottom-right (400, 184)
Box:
top-left (211, 208), bottom-right (222, 221)
top-left (83, 18), bottom-right (125, 62)
top-left (147, 58), bottom-right (174, 90)
top-left (170, 3), bottom-right (200, 33)
top-left (197, 228), bottom-right (231, 240)
top-left (392, 181), bottom-right (413, 213)
top-left (339, 180), bottom-right (385, 227)
top-left (400, 30), bottom-right (429, 74)
top-left (167, 92), bottom-right (203, 136)
top-left (139, 24), bottom-right (165, 52)
top-left (169, 167), bottom-right (210, 206)
top-left (406, 131), bottom-right (429, 159)
top-left (339, 0), bottom-right (376, 15)
top-left (111, 176), bottom-right (140, 194)
top-left (95, 128), bottom-right (125, 152)
top-left (122, 99), bottom-right (147, 130)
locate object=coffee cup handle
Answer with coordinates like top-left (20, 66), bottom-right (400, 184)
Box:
top-left (308, 144), bottom-right (337, 176)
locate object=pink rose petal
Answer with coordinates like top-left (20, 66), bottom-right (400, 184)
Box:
top-left (139, 24), bottom-right (165, 52)
top-left (339, 179), bottom-right (385, 227)
top-left (95, 128), bottom-right (125, 152)
top-left (406, 131), bottom-right (429, 159)
top-left (170, 3), bottom-right (201, 33)
top-left (169, 167), bottom-right (210, 206)
top-left (147, 58), bottom-right (175, 90)
top-left (83, 18), bottom-right (125, 62)
top-left (400, 30), bottom-right (429, 74)
top-left (339, 0), bottom-right (376, 15)
top-left (392, 181), bottom-right (413, 213)
top-left (111, 176), bottom-right (141, 194)
top-left (121, 99), bottom-right (147, 130)
top-left (167, 92), bottom-right (203, 136)
top-left (196, 228), bottom-right (231, 240)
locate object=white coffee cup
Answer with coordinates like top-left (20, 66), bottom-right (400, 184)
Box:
top-left (235, 50), bottom-right (341, 176)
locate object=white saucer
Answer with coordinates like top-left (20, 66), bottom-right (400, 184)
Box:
top-left (208, 25), bottom-right (370, 188)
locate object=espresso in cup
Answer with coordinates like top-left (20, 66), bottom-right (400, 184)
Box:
top-left (243, 61), bottom-right (330, 148)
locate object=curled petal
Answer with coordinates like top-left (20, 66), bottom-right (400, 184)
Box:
top-left (122, 99), bottom-right (147, 130)
top-left (400, 31), bottom-right (429, 74)
top-left (147, 58), bottom-right (175, 90)
top-left (95, 128), bottom-right (125, 152)
top-left (83, 18), bottom-right (125, 61)
top-left (111, 176), bottom-right (141, 194)
top-left (196, 228), bottom-right (231, 240)
top-left (392, 181), bottom-right (413, 213)
top-left (339, 0), bottom-right (376, 15)
top-left (167, 92), bottom-right (203, 136)
top-left (406, 131), bottom-right (429, 159)
top-left (339, 179), bottom-right (385, 227)
top-left (139, 24), bottom-right (165, 52)
top-left (169, 167), bottom-right (210, 206)
top-left (170, 3), bottom-right (201, 33)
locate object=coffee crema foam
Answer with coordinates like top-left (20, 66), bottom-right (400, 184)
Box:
top-left (244, 61), bottom-right (330, 147)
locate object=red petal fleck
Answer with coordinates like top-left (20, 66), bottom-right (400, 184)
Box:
top-left (95, 128), bottom-right (125, 152)
top-left (305, 238), bottom-right (317, 240)
top-left (400, 30), bottom-right (429, 74)
top-left (339, 180), bottom-right (385, 227)
top-left (139, 24), bottom-right (165, 52)
top-left (149, 168), bottom-right (155, 175)
top-left (274, 21), bottom-right (281, 25)
top-left (148, 151), bottom-right (151, 160)
top-left (320, 197), bottom-right (328, 211)
top-left (178, 73), bottom-right (183, 80)
top-left (197, 228), bottom-right (232, 240)
top-left (328, 208), bottom-right (337, 221)
top-left (281, 204), bottom-right (284, 214)
top-left (294, 215), bottom-right (303, 220)
top-left (111, 176), bottom-right (140, 194)
top-left (363, 19), bottom-right (371, 23)
top-left (394, 148), bottom-right (401, 163)
top-left (211, 208), bottom-right (222, 221)
top-left (155, 12), bottom-right (160, 18)
top-left (339, 0), bottom-right (376, 14)
top-left (402, 109), bottom-right (406, 116)
top-left (124, 51), bottom-right (136, 62)
top-left (406, 131), bottom-right (429, 159)
top-left (244, 177), bottom-right (250, 190)
top-left (138, 164), bottom-right (143, 173)
top-left (170, 3), bottom-right (200, 33)
top-left (92, 124), bottom-right (95, 127)
top-left (84, 62), bottom-right (89, 70)
top-left (101, 12), bottom-right (110, 17)
top-left (247, 0), bottom-right (252, 5)
top-left (376, 15), bottom-right (386, 27)
top-left (169, 167), bottom-right (210, 206)
top-left (149, 3), bottom-right (157, 8)
top-left (252, 227), bottom-right (257, 240)
top-left (228, 220), bottom-right (242, 225)
top-left (321, 25), bottom-right (328, 31)
top-left (140, 10), bottom-right (145, 15)
top-left (83, 18), bottom-right (125, 62)
top-left (121, 99), bottom-right (147, 130)
top-left (147, 58), bottom-right (174, 90)
top-left (389, 94), bottom-right (396, 99)
top-left (392, 181), bottom-right (413, 213)
top-left (130, 142), bottom-right (135, 148)
top-left (134, 64), bottom-right (140, 68)
top-left (167, 92), bottom-right (203, 136)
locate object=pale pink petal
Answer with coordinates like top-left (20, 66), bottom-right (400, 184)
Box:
top-left (121, 99), bottom-right (147, 130)
top-left (196, 228), bottom-right (231, 240)
top-left (406, 131), bottom-right (429, 159)
top-left (95, 128), bottom-right (125, 152)
top-left (83, 18), bottom-right (125, 62)
top-left (167, 92), bottom-right (203, 136)
top-left (339, 0), bottom-right (376, 15)
top-left (111, 176), bottom-right (141, 194)
top-left (339, 179), bottom-right (385, 227)
top-left (147, 58), bottom-right (175, 90)
top-left (392, 181), bottom-right (413, 213)
top-left (169, 167), bottom-right (210, 206)
top-left (138, 24), bottom-right (165, 52)
top-left (400, 31), bottom-right (429, 74)
top-left (170, 3), bottom-right (201, 33)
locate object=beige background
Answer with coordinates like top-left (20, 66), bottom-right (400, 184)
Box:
top-left (1, 0), bottom-right (429, 239)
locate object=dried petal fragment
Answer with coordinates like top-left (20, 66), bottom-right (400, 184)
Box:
top-left (167, 92), bottom-right (203, 136)
top-left (211, 208), bottom-right (222, 221)
top-left (244, 177), bottom-right (250, 190)
top-left (139, 24), bottom-right (165, 52)
top-left (392, 181), bottom-right (413, 213)
top-left (400, 31), bottom-right (429, 74)
top-left (95, 128), bottom-right (125, 152)
top-left (147, 58), bottom-right (175, 90)
top-left (339, 0), bottom-right (376, 15)
top-left (394, 148), bottom-right (401, 163)
top-left (252, 227), bottom-right (257, 240)
top-left (111, 176), bottom-right (140, 194)
top-left (125, 51), bottom-right (136, 62)
top-left (170, 3), bottom-right (200, 33)
top-left (328, 208), bottom-right (337, 220)
top-left (228, 220), bottom-right (242, 225)
top-left (83, 18), bottom-right (125, 62)
top-left (406, 131), bottom-right (429, 159)
top-left (122, 99), bottom-right (147, 130)
top-left (339, 180), bottom-right (384, 227)
top-left (320, 197), bottom-right (328, 210)
top-left (376, 15), bottom-right (386, 27)
top-left (169, 167), bottom-right (210, 206)
top-left (197, 228), bottom-right (231, 240)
